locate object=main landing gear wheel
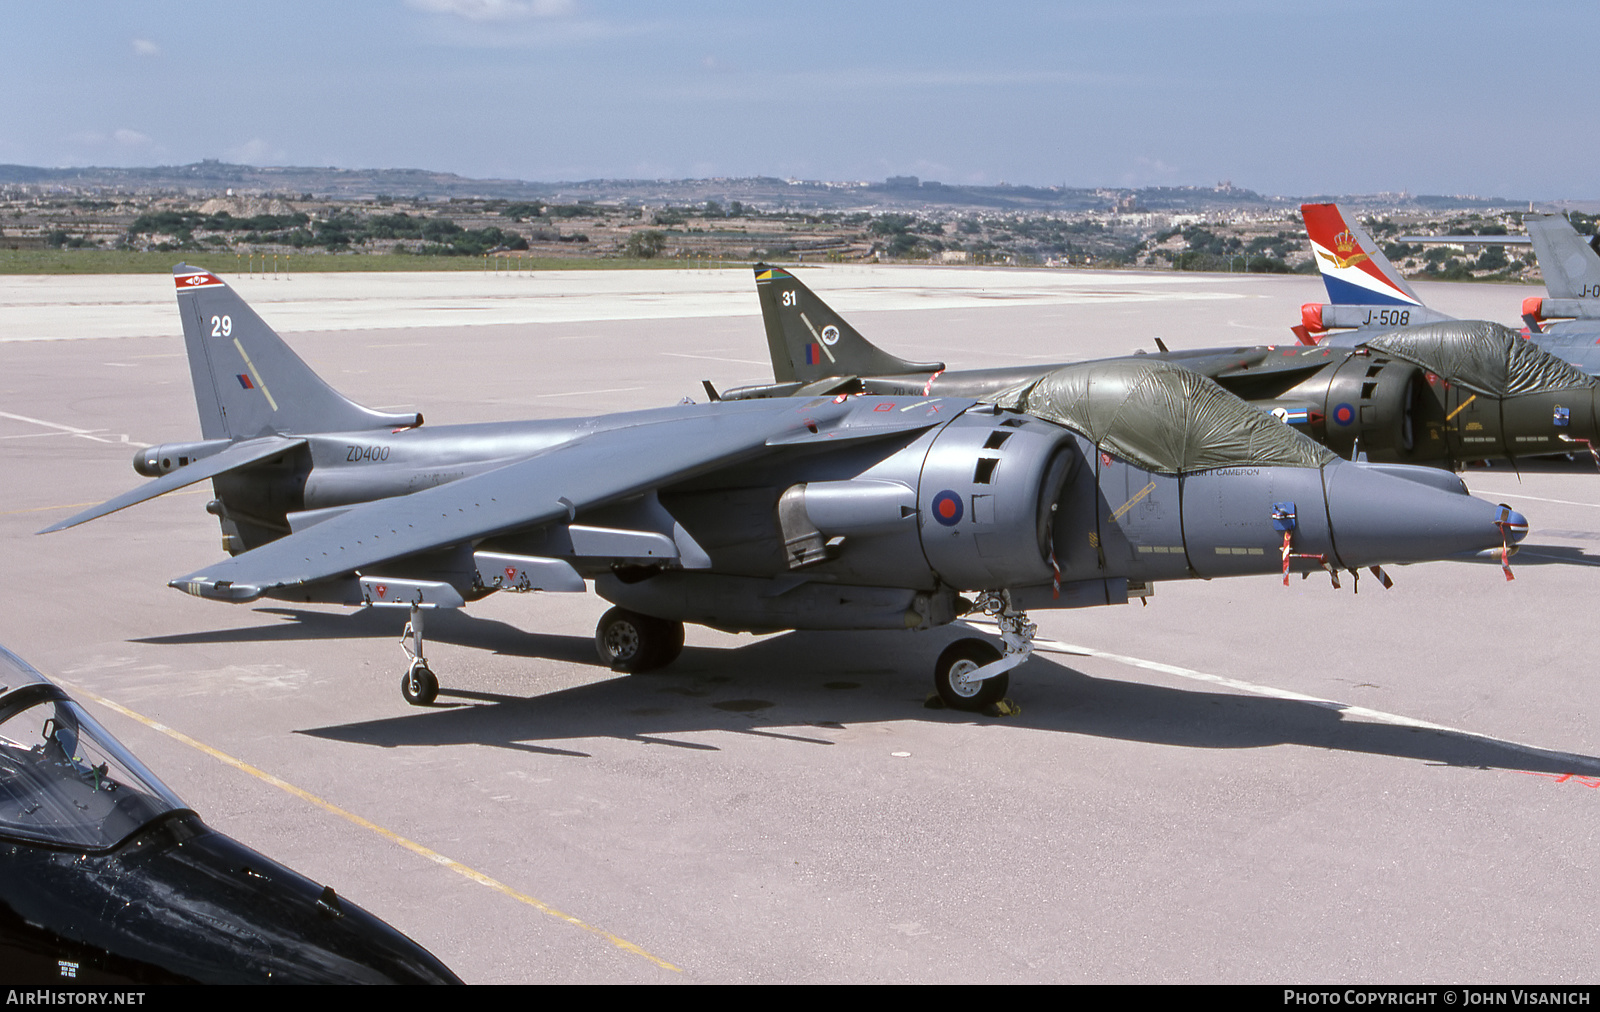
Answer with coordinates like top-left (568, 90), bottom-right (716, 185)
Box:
top-left (401, 661), bottom-right (439, 706)
top-left (595, 607), bottom-right (685, 672)
top-left (934, 638), bottom-right (1008, 711)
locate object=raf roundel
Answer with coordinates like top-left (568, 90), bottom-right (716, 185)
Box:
top-left (1332, 402), bottom-right (1355, 426)
top-left (931, 490), bottom-right (964, 527)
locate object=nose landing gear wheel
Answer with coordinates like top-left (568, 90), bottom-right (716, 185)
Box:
top-left (595, 607), bottom-right (685, 672)
top-left (934, 638), bottom-right (1008, 711)
top-left (402, 661), bottom-right (439, 706)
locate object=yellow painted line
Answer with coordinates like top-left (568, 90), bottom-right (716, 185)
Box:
top-left (1109, 482), bottom-right (1157, 521)
top-left (3, 500), bottom-right (106, 517)
top-left (1445, 393), bottom-right (1478, 422)
top-left (62, 682), bottom-right (682, 974)
top-left (3, 487), bottom-right (211, 517)
top-left (233, 337), bottom-right (280, 412)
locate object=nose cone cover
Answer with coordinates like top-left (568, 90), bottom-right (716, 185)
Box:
top-left (1500, 508), bottom-right (1529, 544)
top-left (1322, 462), bottom-right (1525, 567)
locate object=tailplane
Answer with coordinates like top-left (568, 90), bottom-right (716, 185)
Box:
top-left (752, 264), bottom-right (943, 383)
top-left (173, 265), bottom-right (421, 439)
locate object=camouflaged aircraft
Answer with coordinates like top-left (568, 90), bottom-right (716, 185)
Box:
top-left (735, 245), bottom-right (1600, 470)
top-left (40, 267), bottom-right (1525, 711)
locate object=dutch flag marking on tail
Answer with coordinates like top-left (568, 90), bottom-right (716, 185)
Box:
top-left (1302, 203), bottom-right (1422, 308)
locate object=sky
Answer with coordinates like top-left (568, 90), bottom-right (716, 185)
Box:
top-left (5, 1), bottom-right (1598, 199)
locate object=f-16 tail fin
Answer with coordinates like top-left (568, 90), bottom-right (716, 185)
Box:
top-left (753, 264), bottom-right (943, 383)
top-left (1523, 213), bottom-right (1600, 301)
top-left (172, 265), bottom-right (421, 440)
top-left (1294, 204), bottom-right (1454, 343)
top-left (1302, 203), bottom-right (1423, 307)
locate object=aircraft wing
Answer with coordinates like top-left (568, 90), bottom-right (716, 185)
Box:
top-left (1154, 346), bottom-right (1337, 380)
top-left (170, 397), bottom-right (966, 601)
top-left (38, 435), bottom-right (307, 534)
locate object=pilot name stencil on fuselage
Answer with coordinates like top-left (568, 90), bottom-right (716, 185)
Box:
top-left (406, 471), bottom-right (464, 490)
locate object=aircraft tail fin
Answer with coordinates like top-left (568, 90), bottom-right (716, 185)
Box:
top-left (1523, 213), bottom-right (1600, 301)
top-left (752, 264), bottom-right (943, 383)
top-left (1302, 203), bottom-right (1423, 307)
top-left (172, 265), bottom-right (421, 440)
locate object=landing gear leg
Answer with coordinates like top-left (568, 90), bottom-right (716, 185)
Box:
top-left (399, 603), bottom-right (439, 706)
top-left (936, 590), bottom-right (1035, 711)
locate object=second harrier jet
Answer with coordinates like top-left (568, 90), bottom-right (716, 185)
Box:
top-left (732, 260), bottom-right (1600, 468)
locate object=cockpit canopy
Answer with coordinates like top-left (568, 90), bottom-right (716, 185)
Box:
top-left (990, 357), bottom-right (1338, 475)
top-left (0, 645), bottom-right (185, 850)
top-left (1365, 320), bottom-right (1597, 398)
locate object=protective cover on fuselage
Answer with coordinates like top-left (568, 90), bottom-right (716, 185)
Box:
top-left (989, 358), bottom-right (1337, 474)
top-left (1364, 320), bottom-right (1596, 398)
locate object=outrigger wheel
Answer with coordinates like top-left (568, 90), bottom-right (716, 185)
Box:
top-left (934, 638), bottom-right (1009, 711)
top-left (595, 607), bottom-right (685, 672)
top-left (401, 660), bottom-right (439, 706)
top-left (398, 603), bottom-right (440, 706)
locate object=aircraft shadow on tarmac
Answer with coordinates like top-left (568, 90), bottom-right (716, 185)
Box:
top-left (1503, 544), bottom-right (1600, 568)
top-left (134, 607), bottom-right (598, 665)
top-left (1464, 457), bottom-right (1600, 476)
top-left (217, 619), bottom-right (1600, 777)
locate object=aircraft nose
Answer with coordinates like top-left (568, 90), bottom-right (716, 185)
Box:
top-left (1322, 463), bottom-right (1531, 568)
top-left (138, 822), bottom-right (461, 982)
top-left (1498, 506), bottom-right (1529, 544)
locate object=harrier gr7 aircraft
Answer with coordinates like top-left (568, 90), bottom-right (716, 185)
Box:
top-left (42, 267), bottom-right (1525, 711)
top-left (737, 226), bottom-right (1600, 470)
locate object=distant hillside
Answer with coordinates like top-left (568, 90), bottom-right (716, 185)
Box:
top-left (0, 161), bottom-right (1525, 214)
